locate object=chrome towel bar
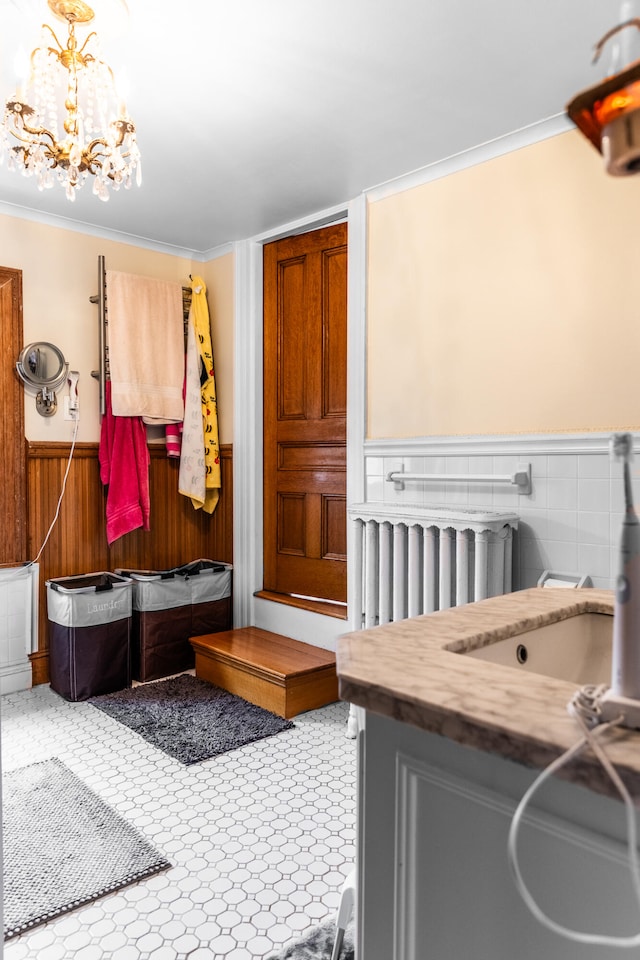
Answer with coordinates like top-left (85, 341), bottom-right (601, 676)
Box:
top-left (386, 463), bottom-right (531, 495)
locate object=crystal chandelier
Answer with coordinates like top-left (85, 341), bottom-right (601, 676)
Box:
top-left (0, 0), bottom-right (141, 201)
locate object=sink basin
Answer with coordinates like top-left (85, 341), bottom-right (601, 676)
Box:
top-left (464, 612), bottom-right (613, 686)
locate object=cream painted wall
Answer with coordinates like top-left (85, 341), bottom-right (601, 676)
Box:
top-left (367, 129), bottom-right (640, 439)
top-left (0, 213), bottom-right (234, 444)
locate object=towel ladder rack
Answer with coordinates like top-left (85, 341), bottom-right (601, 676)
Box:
top-left (90, 254), bottom-right (108, 416)
top-left (90, 255), bottom-right (194, 417)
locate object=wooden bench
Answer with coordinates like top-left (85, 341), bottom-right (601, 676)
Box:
top-left (190, 626), bottom-right (339, 719)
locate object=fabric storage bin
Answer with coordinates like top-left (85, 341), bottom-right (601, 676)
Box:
top-left (180, 559), bottom-right (232, 638)
top-left (46, 572), bottom-right (132, 701)
top-left (116, 569), bottom-right (194, 683)
top-left (116, 560), bottom-right (232, 682)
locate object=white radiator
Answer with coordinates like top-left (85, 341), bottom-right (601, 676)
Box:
top-left (0, 563), bottom-right (38, 694)
top-left (348, 504), bottom-right (518, 629)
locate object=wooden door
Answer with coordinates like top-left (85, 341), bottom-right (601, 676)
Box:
top-left (263, 223), bottom-right (347, 604)
top-left (0, 267), bottom-right (26, 564)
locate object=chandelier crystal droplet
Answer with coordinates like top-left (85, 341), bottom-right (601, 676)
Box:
top-left (0, 0), bottom-right (141, 201)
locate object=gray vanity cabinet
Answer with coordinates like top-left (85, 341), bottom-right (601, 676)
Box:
top-left (358, 711), bottom-right (638, 960)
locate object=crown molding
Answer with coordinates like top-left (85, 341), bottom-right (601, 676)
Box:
top-left (0, 200), bottom-right (204, 259)
top-left (196, 242), bottom-right (234, 263)
top-left (365, 113), bottom-right (572, 203)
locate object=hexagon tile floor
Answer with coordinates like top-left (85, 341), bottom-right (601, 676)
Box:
top-left (1, 681), bottom-right (356, 960)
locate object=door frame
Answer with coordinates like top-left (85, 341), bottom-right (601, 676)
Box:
top-left (233, 194), bottom-right (367, 649)
top-left (0, 266), bottom-right (26, 564)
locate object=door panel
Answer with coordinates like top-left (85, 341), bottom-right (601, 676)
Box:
top-left (322, 247), bottom-right (348, 419)
top-left (263, 223), bottom-right (347, 604)
top-left (279, 257), bottom-right (306, 419)
top-left (323, 496), bottom-right (347, 560)
top-left (279, 442), bottom-right (345, 471)
top-left (278, 494), bottom-right (306, 555)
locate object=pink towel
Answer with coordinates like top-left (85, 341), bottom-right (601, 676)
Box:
top-left (105, 270), bottom-right (185, 422)
top-left (99, 381), bottom-right (151, 544)
top-left (165, 423), bottom-right (182, 458)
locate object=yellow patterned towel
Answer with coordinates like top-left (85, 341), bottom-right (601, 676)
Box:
top-left (189, 276), bottom-right (220, 514)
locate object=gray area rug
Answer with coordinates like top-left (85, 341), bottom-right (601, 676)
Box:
top-left (266, 919), bottom-right (354, 959)
top-left (89, 673), bottom-right (294, 764)
top-left (3, 757), bottom-right (170, 941)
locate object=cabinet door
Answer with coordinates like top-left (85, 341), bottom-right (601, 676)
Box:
top-left (361, 712), bottom-right (639, 960)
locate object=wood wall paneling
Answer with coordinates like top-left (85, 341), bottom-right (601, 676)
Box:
top-left (28, 442), bottom-right (233, 685)
top-left (0, 267), bottom-right (26, 564)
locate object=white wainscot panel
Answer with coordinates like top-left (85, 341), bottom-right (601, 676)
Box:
top-left (0, 564), bottom-right (38, 694)
top-left (392, 754), bottom-right (638, 960)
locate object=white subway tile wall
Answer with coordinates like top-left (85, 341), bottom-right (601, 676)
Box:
top-left (364, 450), bottom-right (639, 591)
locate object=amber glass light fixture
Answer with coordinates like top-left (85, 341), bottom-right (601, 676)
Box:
top-left (567, 17), bottom-right (640, 175)
top-left (0, 0), bottom-right (140, 201)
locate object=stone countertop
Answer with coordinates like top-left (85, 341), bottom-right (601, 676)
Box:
top-left (336, 587), bottom-right (640, 801)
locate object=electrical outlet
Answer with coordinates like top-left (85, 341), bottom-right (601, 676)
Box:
top-left (64, 397), bottom-right (79, 421)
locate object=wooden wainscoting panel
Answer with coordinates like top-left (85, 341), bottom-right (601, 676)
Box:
top-left (27, 443), bottom-right (109, 666)
top-left (27, 442), bottom-right (233, 684)
top-left (110, 445), bottom-right (233, 570)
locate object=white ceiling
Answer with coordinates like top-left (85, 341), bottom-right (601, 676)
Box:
top-left (0, 0), bottom-right (624, 255)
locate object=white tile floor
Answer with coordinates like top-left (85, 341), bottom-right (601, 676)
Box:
top-left (1, 682), bottom-right (356, 960)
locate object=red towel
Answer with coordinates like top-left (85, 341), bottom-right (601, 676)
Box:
top-left (99, 381), bottom-right (151, 544)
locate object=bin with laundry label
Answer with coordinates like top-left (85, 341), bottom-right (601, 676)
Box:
top-left (116, 560), bottom-right (232, 682)
top-left (46, 572), bottom-right (133, 701)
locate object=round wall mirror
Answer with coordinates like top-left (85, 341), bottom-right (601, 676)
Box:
top-left (16, 342), bottom-right (69, 417)
top-left (16, 342), bottom-right (68, 388)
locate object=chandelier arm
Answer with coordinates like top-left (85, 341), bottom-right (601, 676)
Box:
top-left (84, 156), bottom-right (103, 174)
top-left (88, 143), bottom-right (135, 160)
top-left (9, 135), bottom-right (58, 167)
top-left (41, 22), bottom-right (64, 53)
top-left (85, 137), bottom-right (110, 156)
top-left (9, 112), bottom-right (58, 148)
top-left (76, 31), bottom-right (97, 58)
top-left (84, 140), bottom-right (137, 180)
top-left (84, 140), bottom-right (118, 176)
top-left (87, 124), bottom-right (127, 155)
